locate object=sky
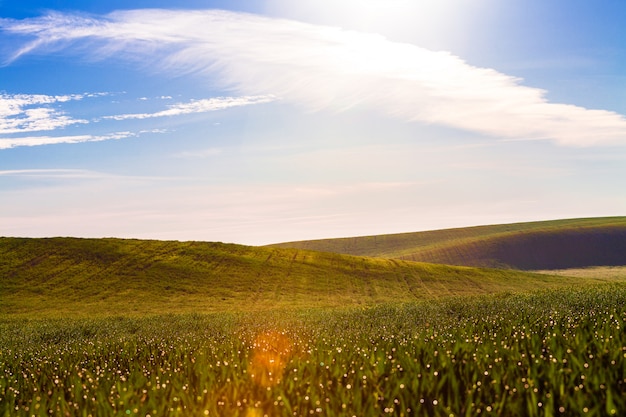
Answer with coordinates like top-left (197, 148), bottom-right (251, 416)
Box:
top-left (1, 0), bottom-right (625, 245)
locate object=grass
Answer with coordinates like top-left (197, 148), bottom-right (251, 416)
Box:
top-left (1, 236), bottom-right (612, 318)
top-left (1, 285), bottom-right (625, 416)
top-left (2, 229), bottom-right (626, 415)
top-left (533, 266), bottom-right (626, 280)
top-left (267, 217), bottom-right (626, 270)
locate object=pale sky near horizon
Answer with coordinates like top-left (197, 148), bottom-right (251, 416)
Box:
top-left (1, 0), bottom-right (625, 245)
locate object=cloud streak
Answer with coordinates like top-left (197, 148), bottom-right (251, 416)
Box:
top-left (3, 9), bottom-right (626, 146)
top-left (0, 131), bottom-right (148, 149)
top-left (0, 168), bottom-right (116, 180)
top-left (0, 90), bottom-right (268, 148)
top-left (103, 95), bottom-right (274, 120)
top-left (0, 93), bottom-right (89, 134)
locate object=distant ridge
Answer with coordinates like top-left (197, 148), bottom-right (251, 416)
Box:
top-left (267, 217), bottom-right (626, 270)
top-left (0, 236), bottom-right (608, 318)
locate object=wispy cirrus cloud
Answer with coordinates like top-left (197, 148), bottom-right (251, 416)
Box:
top-left (2, 9), bottom-right (626, 146)
top-left (0, 168), bottom-right (110, 179)
top-left (0, 93), bottom-right (89, 134)
top-left (0, 130), bottom-right (161, 150)
top-left (0, 168), bottom-right (179, 182)
top-left (103, 95), bottom-right (274, 121)
top-left (0, 89), bottom-right (269, 148)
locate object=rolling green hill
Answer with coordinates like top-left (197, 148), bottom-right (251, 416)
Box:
top-left (0, 236), bottom-right (613, 318)
top-left (268, 217), bottom-right (626, 270)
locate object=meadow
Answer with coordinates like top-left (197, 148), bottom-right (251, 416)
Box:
top-left (2, 226), bottom-right (626, 416)
top-left (2, 237), bottom-right (607, 318)
top-left (1, 284), bottom-right (625, 417)
top-left (269, 217), bottom-right (626, 270)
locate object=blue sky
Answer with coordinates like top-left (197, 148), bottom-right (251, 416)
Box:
top-left (1, 0), bottom-right (625, 245)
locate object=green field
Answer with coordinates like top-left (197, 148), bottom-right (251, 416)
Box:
top-left (0, 237), bottom-right (608, 317)
top-left (2, 286), bottom-right (625, 416)
top-left (268, 217), bottom-right (626, 270)
top-left (533, 266), bottom-right (626, 280)
top-left (1, 223), bottom-right (626, 416)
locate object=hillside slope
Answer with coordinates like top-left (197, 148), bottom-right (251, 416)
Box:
top-left (0, 237), bottom-right (607, 318)
top-left (267, 217), bottom-right (626, 270)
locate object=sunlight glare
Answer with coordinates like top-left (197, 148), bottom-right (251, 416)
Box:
top-left (264, 0), bottom-right (474, 47)
top-left (249, 331), bottom-right (293, 387)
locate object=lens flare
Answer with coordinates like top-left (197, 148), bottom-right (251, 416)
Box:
top-left (248, 331), bottom-right (293, 387)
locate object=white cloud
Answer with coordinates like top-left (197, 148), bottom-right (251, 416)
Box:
top-left (0, 168), bottom-right (108, 179)
top-left (0, 90), bottom-right (271, 148)
top-left (0, 93), bottom-right (88, 134)
top-left (0, 168), bottom-right (179, 183)
top-left (0, 128), bottom-right (172, 149)
top-left (2, 9), bottom-right (626, 146)
top-left (103, 95), bottom-right (274, 121)
top-left (0, 131), bottom-right (136, 149)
